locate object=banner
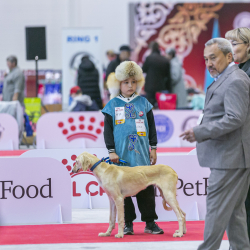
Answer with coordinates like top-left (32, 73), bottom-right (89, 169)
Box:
top-left (62, 28), bottom-right (102, 107)
top-left (0, 113), bottom-right (19, 150)
top-left (36, 110), bottom-right (201, 149)
top-left (20, 149), bottom-right (209, 220)
top-left (129, 3), bottom-right (250, 90)
top-left (0, 157), bottom-right (71, 225)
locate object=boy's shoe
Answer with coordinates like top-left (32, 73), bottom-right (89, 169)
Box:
top-left (144, 221), bottom-right (164, 234)
top-left (124, 222), bottom-right (134, 235)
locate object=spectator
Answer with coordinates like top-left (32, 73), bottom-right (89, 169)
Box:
top-left (142, 41), bottom-right (171, 107)
top-left (187, 88), bottom-right (205, 110)
top-left (103, 50), bottom-right (117, 84)
top-left (68, 86), bottom-right (99, 112)
top-left (166, 48), bottom-right (187, 108)
top-left (2, 56), bottom-right (25, 105)
top-left (105, 45), bottom-right (131, 81)
top-left (77, 56), bottom-right (102, 109)
top-left (106, 50), bottom-right (117, 62)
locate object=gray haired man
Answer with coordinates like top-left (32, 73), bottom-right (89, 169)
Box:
top-left (180, 38), bottom-right (250, 250)
top-left (2, 56), bottom-right (25, 105)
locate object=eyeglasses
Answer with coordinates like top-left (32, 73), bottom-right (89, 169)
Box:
top-left (231, 42), bottom-right (247, 47)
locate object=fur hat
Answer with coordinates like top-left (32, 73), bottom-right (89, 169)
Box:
top-left (107, 61), bottom-right (145, 99)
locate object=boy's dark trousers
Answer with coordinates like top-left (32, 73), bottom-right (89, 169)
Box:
top-left (124, 185), bottom-right (158, 223)
top-left (246, 186), bottom-right (250, 241)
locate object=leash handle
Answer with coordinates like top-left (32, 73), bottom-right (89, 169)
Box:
top-left (103, 157), bottom-right (128, 166)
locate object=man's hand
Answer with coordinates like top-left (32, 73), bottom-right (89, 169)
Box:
top-left (12, 92), bottom-right (19, 101)
top-left (150, 149), bottom-right (157, 165)
top-left (109, 152), bottom-right (119, 163)
top-left (180, 128), bottom-right (196, 143)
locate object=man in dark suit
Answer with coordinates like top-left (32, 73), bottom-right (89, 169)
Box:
top-left (142, 41), bottom-right (171, 107)
top-left (180, 38), bottom-right (250, 250)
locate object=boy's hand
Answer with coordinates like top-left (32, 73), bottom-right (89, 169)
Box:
top-left (109, 152), bottom-right (119, 163)
top-left (150, 149), bottom-right (157, 165)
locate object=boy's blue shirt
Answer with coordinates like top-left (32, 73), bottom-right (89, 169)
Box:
top-left (102, 95), bottom-right (153, 167)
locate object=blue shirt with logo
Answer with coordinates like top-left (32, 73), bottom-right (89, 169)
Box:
top-left (102, 96), bottom-right (153, 167)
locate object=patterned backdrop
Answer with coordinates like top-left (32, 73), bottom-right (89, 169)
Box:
top-left (129, 3), bottom-right (250, 90)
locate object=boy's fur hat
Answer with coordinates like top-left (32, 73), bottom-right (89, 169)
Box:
top-left (107, 61), bottom-right (145, 99)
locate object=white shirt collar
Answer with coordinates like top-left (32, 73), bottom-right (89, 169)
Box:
top-left (116, 93), bottom-right (138, 103)
top-left (214, 62), bottom-right (235, 81)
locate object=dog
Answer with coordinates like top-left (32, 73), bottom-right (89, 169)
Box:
top-left (72, 152), bottom-right (186, 238)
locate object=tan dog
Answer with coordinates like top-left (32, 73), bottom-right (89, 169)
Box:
top-left (72, 152), bottom-right (186, 238)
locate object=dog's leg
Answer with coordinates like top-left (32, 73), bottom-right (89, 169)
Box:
top-left (114, 196), bottom-right (124, 238)
top-left (99, 197), bottom-right (116, 237)
top-left (169, 199), bottom-right (185, 237)
top-left (180, 208), bottom-right (187, 234)
top-left (160, 188), bottom-right (185, 237)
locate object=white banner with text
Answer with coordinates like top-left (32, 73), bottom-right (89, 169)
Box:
top-left (62, 28), bottom-right (102, 107)
top-left (0, 157), bottom-right (71, 225)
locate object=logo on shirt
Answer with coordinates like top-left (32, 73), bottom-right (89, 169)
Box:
top-left (154, 115), bottom-right (174, 143)
top-left (57, 116), bottom-right (104, 142)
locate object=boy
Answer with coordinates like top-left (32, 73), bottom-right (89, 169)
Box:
top-left (102, 61), bottom-right (163, 235)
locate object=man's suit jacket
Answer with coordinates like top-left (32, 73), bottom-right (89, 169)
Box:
top-left (193, 64), bottom-right (250, 169)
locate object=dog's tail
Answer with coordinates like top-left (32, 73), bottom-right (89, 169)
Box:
top-left (158, 187), bottom-right (172, 211)
top-left (162, 199), bottom-right (172, 211)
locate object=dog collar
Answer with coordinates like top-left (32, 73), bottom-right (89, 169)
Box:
top-left (90, 158), bottom-right (105, 172)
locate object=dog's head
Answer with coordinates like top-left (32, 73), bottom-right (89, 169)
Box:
top-left (72, 152), bottom-right (99, 173)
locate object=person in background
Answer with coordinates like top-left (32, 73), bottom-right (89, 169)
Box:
top-left (68, 86), bottom-right (99, 112)
top-left (2, 56), bottom-right (25, 105)
top-left (187, 88), bottom-right (205, 110)
top-left (103, 50), bottom-right (117, 81)
top-left (165, 48), bottom-right (187, 108)
top-left (225, 27), bottom-right (250, 245)
top-left (105, 45), bottom-right (131, 81)
top-left (142, 41), bottom-right (171, 107)
top-left (106, 50), bottom-right (117, 62)
top-left (77, 56), bottom-right (102, 109)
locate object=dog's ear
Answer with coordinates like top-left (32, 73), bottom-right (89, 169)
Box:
top-left (81, 154), bottom-right (92, 171)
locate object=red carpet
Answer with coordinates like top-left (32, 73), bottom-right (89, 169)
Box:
top-left (0, 221), bottom-right (227, 245)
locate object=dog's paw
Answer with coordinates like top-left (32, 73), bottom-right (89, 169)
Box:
top-left (98, 232), bottom-right (110, 237)
top-left (115, 233), bottom-right (124, 238)
top-left (173, 231), bottom-right (183, 237)
top-left (175, 228), bottom-right (187, 235)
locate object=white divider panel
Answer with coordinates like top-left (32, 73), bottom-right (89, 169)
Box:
top-left (36, 110), bottom-right (201, 149)
top-left (0, 157), bottom-right (71, 225)
top-left (36, 112), bottom-right (106, 149)
top-left (153, 110), bottom-right (202, 147)
top-left (20, 149), bottom-right (209, 221)
top-left (0, 113), bottom-right (19, 150)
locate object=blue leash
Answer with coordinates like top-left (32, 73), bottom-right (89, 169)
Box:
top-left (90, 157), bottom-right (128, 172)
